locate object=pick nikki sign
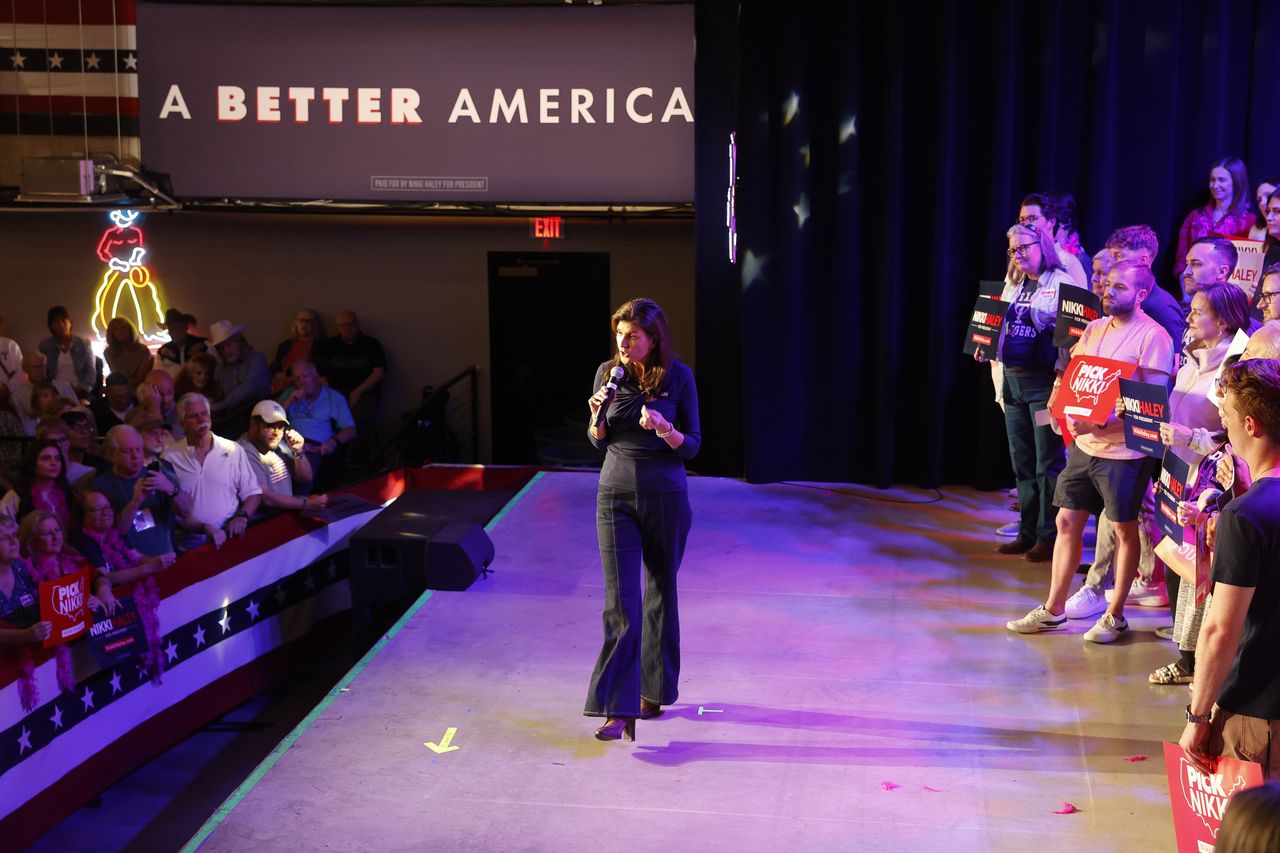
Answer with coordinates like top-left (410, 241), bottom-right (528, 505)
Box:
top-left (1050, 355), bottom-right (1137, 425)
top-left (1119, 378), bottom-right (1171, 459)
top-left (1163, 742), bottom-right (1263, 853)
top-left (38, 569), bottom-right (93, 650)
top-left (1052, 285), bottom-right (1102, 348)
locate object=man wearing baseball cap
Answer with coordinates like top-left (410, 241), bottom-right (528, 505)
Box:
top-left (237, 400), bottom-right (327, 517)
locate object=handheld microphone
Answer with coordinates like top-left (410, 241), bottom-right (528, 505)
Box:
top-left (594, 366), bottom-right (625, 430)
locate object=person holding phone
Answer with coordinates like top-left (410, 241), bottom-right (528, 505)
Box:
top-left (91, 424), bottom-right (192, 557)
top-left (237, 400), bottom-right (327, 517)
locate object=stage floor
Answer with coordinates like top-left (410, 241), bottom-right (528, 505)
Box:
top-left (192, 473), bottom-right (1179, 852)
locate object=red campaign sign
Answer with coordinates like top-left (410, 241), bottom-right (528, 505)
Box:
top-left (1050, 354), bottom-right (1138, 425)
top-left (38, 569), bottom-right (93, 650)
top-left (1163, 741), bottom-right (1264, 852)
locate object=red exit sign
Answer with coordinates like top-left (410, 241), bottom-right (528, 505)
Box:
top-left (530, 216), bottom-right (564, 239)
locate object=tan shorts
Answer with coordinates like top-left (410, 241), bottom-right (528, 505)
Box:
top-left (1208, 708), bottom-right (1280, 779)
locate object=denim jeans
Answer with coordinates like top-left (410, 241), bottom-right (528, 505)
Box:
top-left (584, 487), bottom-right (691, 717)
top-left (1002, 369), bottom-right (1064, 545)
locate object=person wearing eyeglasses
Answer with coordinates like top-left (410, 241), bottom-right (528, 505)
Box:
top-left (1018, 193), bottom-right (1089, 289)
top-left (979, 222), bottom-right (1070, 563)
top-left (1009, 261), bottom-right (1174, 642)
top-left (1257, 263), bottom-right (1280, 325)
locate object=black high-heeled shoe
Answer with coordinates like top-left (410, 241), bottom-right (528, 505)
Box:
top-left (594, 717), bottom-right (636, 741)
top-left (640, 699), bottom-right (663, 719)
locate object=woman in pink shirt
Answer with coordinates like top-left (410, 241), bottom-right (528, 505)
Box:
top-left (1174, 157), bottom-right (1253, 280)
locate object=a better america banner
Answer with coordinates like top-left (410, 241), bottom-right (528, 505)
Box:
top-left (137, 4), bottom-right (694, 203)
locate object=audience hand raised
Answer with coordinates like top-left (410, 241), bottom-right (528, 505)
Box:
top-left (1160, 422), bottom-right (1192, 447)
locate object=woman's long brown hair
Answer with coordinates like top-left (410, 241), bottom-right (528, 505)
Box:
top-left (608, 298), bottom-right (678, 399)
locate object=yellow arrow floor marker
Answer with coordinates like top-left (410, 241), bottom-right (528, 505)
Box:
top-left (424, 727), bottom-right (460, 754)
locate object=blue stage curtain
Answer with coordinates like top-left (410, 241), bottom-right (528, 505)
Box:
top-left (695, 0), bottom-right (1280, 487)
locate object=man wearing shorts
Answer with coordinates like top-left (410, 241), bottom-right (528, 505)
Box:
top-left (1008, 260), bottom-right (1174, 643)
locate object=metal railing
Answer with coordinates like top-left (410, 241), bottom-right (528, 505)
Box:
top-left (372, 365), bottom-right (480, 470)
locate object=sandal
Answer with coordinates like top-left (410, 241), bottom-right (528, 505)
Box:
top-left (1148, 662), bottom-right (1193, 685)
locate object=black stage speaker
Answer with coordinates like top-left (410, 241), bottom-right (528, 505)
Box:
top-left (426, 520), bottom-right (495, 591)
top-left (349, 492), bottom-right (498, 605)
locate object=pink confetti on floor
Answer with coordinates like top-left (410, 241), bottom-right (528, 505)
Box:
top-left (880, 781), bottom-right (900, 791)
top-left (922, 786), bottom-right (942, 792)
top-left (1052, 803), bottom-right (1080, 815)
top-left (1124, 755), bottom-right (1147, 763)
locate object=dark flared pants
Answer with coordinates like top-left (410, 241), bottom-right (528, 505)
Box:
top-left (584, 487), bottom-right (692, 718)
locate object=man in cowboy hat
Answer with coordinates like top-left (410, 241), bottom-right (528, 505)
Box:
top-left (156, 308), bottom-right (207, 376)
top-left (208, 319), bottom-right (270, 438)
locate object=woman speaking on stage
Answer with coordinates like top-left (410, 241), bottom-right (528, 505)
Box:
top-left (584, 297), bottom-right (701, 742)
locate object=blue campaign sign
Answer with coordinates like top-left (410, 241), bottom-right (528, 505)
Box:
top-left (1154, 450), bottom-right (1196, 545)
top-left (1053, 284), bottom-right (1102, 348)
top-left (87, 597), bottom-right (149, 667)
top-left (1119, 378), bottom-right (1171, 459)
top-left (963, 295), bottom-right (1007, 357)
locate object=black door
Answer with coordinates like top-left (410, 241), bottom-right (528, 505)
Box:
top-left (488, 252), bottom-right (612, 464)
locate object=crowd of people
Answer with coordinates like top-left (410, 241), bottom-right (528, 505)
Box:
top-left (0, 305), bottom-right (388, 706)
top-left (980, 156), bottom-right (1280, 780)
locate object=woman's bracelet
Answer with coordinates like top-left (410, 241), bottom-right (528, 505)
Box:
top-left (656, 427), bottom-right (674, 439)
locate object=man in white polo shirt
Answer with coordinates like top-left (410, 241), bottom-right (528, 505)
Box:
top-left (164, 392), bottom-right (261, 550)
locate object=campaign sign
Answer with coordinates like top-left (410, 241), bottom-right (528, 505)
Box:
top-left (38, 569), bottom-right (92, 649)
top-left (1050, 355), bottom-right (1137, 424)
top-left (963, 295), bottom-right (1007, 357)
top-left (1053, 285), bottom-right (1102, 347)
top-left (87, 597), bottom-right (147, 667)
top-left (1155, 449), bottom-right (1197, 545)
top-left (1119, 378), bottom-right (1171, 459)
top-left (1228, 238), bottom-right (1266, 300)
top-left (1163, 741), bottom-right (1264, 853)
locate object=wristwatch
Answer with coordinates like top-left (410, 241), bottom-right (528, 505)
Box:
top-left (1185, 705), bottom-right (1211, 724)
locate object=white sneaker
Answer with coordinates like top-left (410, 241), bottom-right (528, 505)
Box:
top-left (1007, 606), bottom-right (1067, 634)
top-left (996, 521), bottom-right (1020, 537)
top-left (1129, 578), bottom-right (1168, 607)
top-left (1083, 613), bottom-right (1129, 644)
top-left (1105, 578), bottom-right (1169, 607)
top-left (1065, 584), bottom-right (1107, 619)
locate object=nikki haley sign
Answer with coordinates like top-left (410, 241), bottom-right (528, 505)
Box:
top-left (137, 4), bottom-right (693, 202)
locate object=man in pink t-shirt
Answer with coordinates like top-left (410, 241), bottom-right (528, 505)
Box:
top-left (1008, 261), bottom-right (1174, 643)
